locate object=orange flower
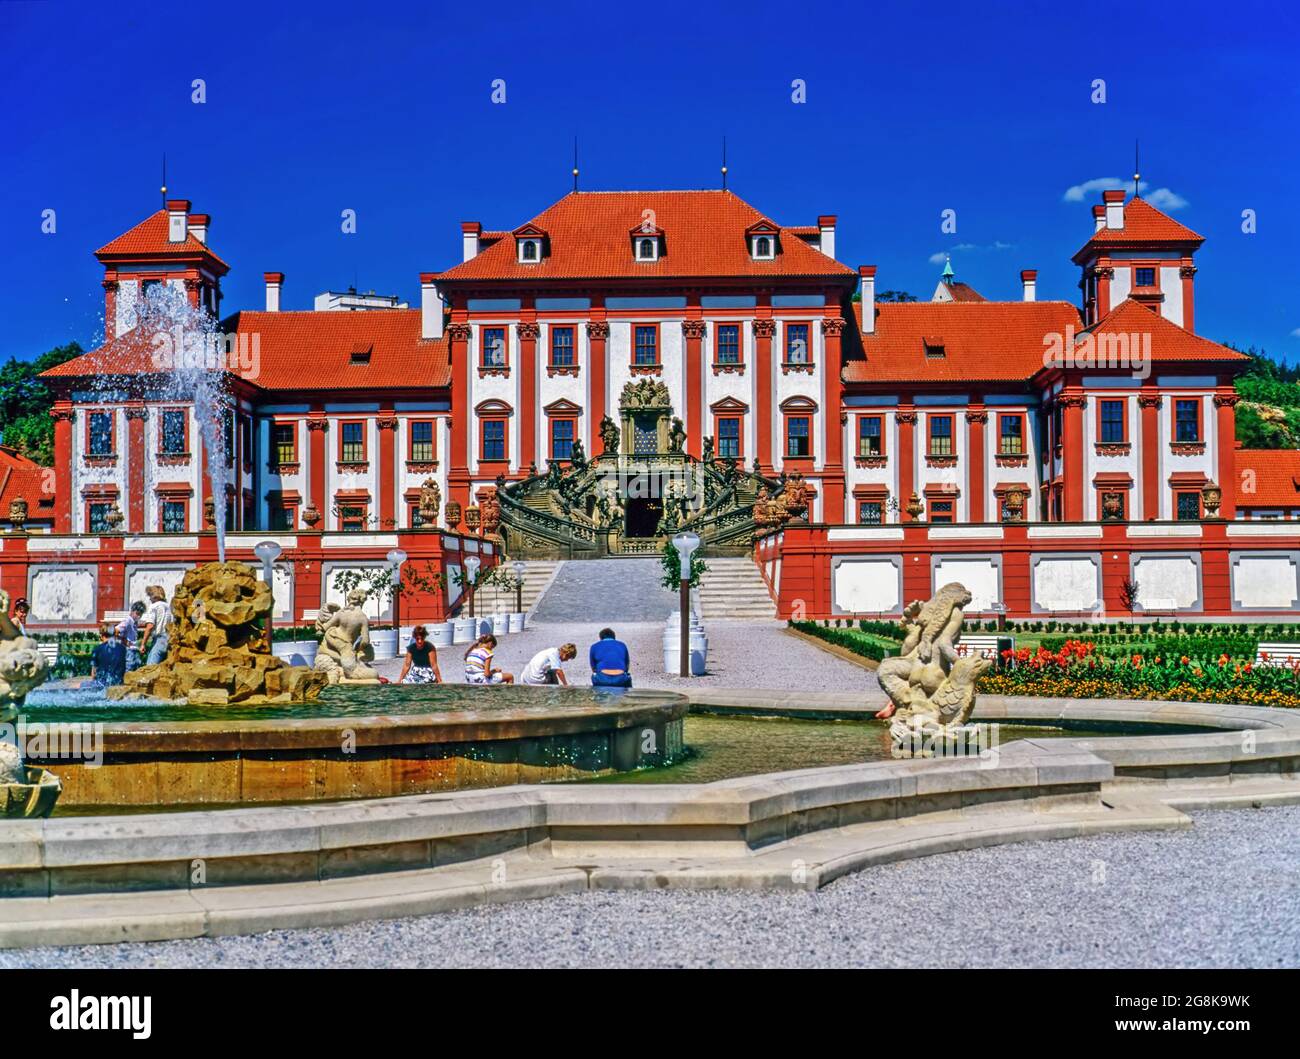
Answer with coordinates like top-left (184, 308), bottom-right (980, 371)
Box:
top-left (1180, 655), bottom-right (1190, 665)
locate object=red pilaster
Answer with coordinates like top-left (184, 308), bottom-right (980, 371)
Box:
top-left (518, 312), bottom-right (539, 473)
top-left (448, 321), bottom-right (471, 506)
top-left (966, 406), bottom-right (987, 523)
top-left (1060, 392), bottom-right (1086, 522)
top-left (753, 313), bottom-right (775, 473)
top-left (1214, 391), bottom-right (1238, 519)
top-left (52, 403), bottom-right (73, 533)
top-left (1095, 262), bottom-right (1113, 322)
top-left (307, 411), bottom-right (328, 530)
top-left (683, 315), bottom-right (705, 458)
top-left (378, 411), bottom-right (398, 530)
top-left (897, 407), bottom-right (917, 522)
top-left (820, 315), bottom-right (846, 522)
top-left (125, 405), bottom-right (147, 532)
top-left (1181, 261), bottom-right (1196, 333)
top-left (102, 278), bottom-right (118, 342)
top-left (587, 313), bottom-right (609, 456)
top-left (1138, 391), bottom-right (1162, 520)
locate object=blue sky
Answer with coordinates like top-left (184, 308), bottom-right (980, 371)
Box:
top-left (2, 0), bottom-right (1297, 363)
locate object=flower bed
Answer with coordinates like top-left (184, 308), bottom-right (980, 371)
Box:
top-left (981, 641), bottom-right (1300, 709)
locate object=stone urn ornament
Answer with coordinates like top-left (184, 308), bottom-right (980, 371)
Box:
top-left (1005, 487), bottom-right (1026, 522)
top-left (1101, 492), bottom-right (1122, 521)
top-left (445, 501), bottom-right (462, 531)
top-left (465, 504), bottom-right (481, 533)
top-left (301, 503), bottom-right (322, 529)
top-left (1201, 481), bottom-right (1222, 519)
top-left (905, 491), bottom-right (925, 522)
top-left (7, 497), bottom-right (27, 530)
top-left (105, 503), bottom-right (125, 532)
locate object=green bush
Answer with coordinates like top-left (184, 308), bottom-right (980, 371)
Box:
top-left (793, 621), bottom-right (900, 662)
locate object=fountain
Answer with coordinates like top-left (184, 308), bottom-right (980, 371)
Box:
top-left (109, 561), bottom-right (326, 705)
top-left (0, 591), bottom-right (61, 816)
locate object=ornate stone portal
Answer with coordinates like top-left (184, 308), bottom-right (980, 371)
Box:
top-left (0, 590), bottom-right (60, 817)
top-left (874, 583), bottom-right (993, 753)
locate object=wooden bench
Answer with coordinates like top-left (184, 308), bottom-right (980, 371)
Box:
top-left (955, 635), bottom-right (1011, 661)
top-left (1256, 643), bottom-right (1300, 668)
top-left (1138, 598), bottom-right (1179, 620)
top-left (36, 643), bottom-right (59, 665)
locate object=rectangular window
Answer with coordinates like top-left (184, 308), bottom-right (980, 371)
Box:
top-left (410, 421), bottom-right (435, 462)
top-left (162, 500), bottom-right (186, 533)
top-left (634, 325), bottom-right (658, 365)
top-left (1176, 491), bottom-right (1201, 521)
top-left (550, 419), bottom-right (575, 461)
top-left (928, 498), bottom-right (955, 523)
top-left (161, 410), bottom-right (187, 454)
top-left (928, 415), bottom-right (954, 456)
top-left (482, 420), bottom-right (506, 462)
top-left (998, 415), bottom-right (1024, 454)
top-left (1175, 399), bottom-right (1200, 442)
top-left (272, 423), bottom-right (296, 465)
top-left (786, 416), bottom-right (811, 458)
top-left (481, 327), bottom-right (507, 367)
top-left (88, 501), bottom-right (111, 533)
top-left (717, 417), bottom-right (741, 459)
top-left (340, 421), bottom-right (365, 462)
top-left (1100, 400), bottom-right (1126, 443)
top-left (88, 412), bottom-right (113, 456)
top-left (268, 504), bottom-right (294, 531)
top-left (339, 505), bottom-right (367, 532)
top-left (858, 501), bottom-right (883, 525)
top-left (785, 323), bottom-right (810, 364)
top-left (1135, 267), bottom-right (1156, 287)
top-left (858, 416), bottom-right (883, 457)
top-left (550, 326), bottom-right (575, 366)
top-left (716, 324), bottom-right (740, 365)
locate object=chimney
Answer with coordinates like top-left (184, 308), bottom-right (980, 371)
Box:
top-left (1092, 205), bottom-right (1106, 232)
top-left (1020, 269), bottom-right (1038, 302)
top-left (264, 272), bottom-right (284, 312)
top-left (420, 273), bottom-right (445, 340)
top-left (461, 222), bottom-right (482, 262)
top-left (817, 215), bottom-right (837, 260)
top-left (166, 199), bottom-right (191, 243)
top-left (1103, 190), bottom-right (1125, 230)
top-left (187, 213), bottom-right (209, 244)
top-left (859, 265), bottom-right (877, 334)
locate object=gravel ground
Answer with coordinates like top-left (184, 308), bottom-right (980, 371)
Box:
top-left (6, 806), bottom-right (1296, 968)
top-left (377, 619), bottom-right (887, 700)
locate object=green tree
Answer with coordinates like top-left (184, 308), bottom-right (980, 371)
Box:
top-left (1228, 344), bottom-right (1300, 450)
top-left (0, 342), bottom-right (83, 463)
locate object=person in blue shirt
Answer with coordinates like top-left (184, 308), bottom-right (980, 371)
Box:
top-left (88, 624), bottom-right (127, 689)
top-left (589, 627), bottom-right (632, 688)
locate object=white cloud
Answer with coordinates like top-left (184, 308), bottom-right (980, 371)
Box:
top-left (1063, 177), bottom-right (1127, 202)
top-left (1144, 187), bottom-right (1189, 211)
top-left (929, 241), bottom-right (1014, 265)
top-left (1290, 327), bottom-right (1300, 338)
top-left (1063, 177), bottom-right (1189, 211)
top-left (928, 251), bottom-right (947, 265)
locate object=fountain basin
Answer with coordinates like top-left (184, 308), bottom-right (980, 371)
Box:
top-left (21, 685), bottom-right (686, 811)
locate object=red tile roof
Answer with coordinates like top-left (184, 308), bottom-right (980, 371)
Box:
top-left (1072, 197), bottom-right (1203, 262)
top-left (942, 281), bottom-right (986, 303)
top-left (41, 310), bottom-right (450, 393)
top-left (96, 209), bottom-right (230, 271)
top-left (846, 300), bottom-right (1084, 382)
top-left (437, 190), bottom-right (855, 283)
top-left (1087, 298), bottom-right (1249, 364)
top-left (1234, 449), bottom-right (1300, 508)
top-left (0, 446), bottom-right (55, 519)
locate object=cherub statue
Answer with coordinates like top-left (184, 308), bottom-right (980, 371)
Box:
top-left (668, 417), bottom-right (686, 454)
top-left (418, 478), bottom-right (441, 526)
top-left (313, 589), bottom-right (379, 684)
top-left (570, 437), bottom-right (587, 470)
top-left (600, 415), bottom-right (620, 454)
top-left (701, 434), bottom-right (714, 464)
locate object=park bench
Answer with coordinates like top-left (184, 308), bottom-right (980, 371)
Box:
top-left (35, 643), bottom-right (58, 665)
top-left (1256, 643), bottom-right (1300, 669)
top-left (1138, 598), bottom-right (1179, 620)
top-left (955, 634), bottom-right (1012, 661)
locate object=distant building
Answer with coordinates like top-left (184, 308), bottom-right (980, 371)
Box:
top-left (313, 289), bottom-right (410, 312)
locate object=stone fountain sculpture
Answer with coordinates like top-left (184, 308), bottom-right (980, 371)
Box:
top-left (312, 589), bottom-right (380, 684)
top-left (0, 591), bottom-right (61, 817)
top-left (874, 583), bottom-right (993, 754)
top-left (112, 561), bottom-right (327, 705)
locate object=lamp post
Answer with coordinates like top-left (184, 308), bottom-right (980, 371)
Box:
top-left (386, 548), bottom-right (407, 657)
top-left (511, 559), bottom-right (526, 614)
top-left (671, 531), bottom-right (700, 678)
top-left (464, 555), bottom-right (481, 620)
top-left (253, 540), bottom-right (282, 650)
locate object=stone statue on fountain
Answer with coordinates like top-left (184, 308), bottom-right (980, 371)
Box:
top-left (874, 583), bottom-right (992, 754)
top-left (0, 590), bottom-right (60, 817)
top-left (313, 589), bottom-right (380, 684)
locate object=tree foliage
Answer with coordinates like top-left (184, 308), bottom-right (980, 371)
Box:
top-left (1228, 344), bottom-right (1300, 450)
top-left (0, 342), bottom-right (82, 464)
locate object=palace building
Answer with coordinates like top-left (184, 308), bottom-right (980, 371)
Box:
top-left (36, 184), bottom-right (1298, 564)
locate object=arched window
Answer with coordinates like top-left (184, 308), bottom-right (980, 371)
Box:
top-left (756, 236), bottom-right (771, 257)
top-left (638, 238), bottom-right (655, 260)
top-left (521, 240), bottom-right (538, 261)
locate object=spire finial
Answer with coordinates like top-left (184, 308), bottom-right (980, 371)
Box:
top-left (942, 255), bottom-right (954, 282)
top-left (1133, 139), bottom-right (1141, 199)
top-left (160, 153), bottom-right (167, 207)
top-left (721, 136), bottom-right (728, 190)
top-left (572, 136), bottom-right (579, 192)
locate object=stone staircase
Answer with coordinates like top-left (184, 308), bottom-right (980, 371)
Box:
top-left (696, 556), bottom-right (777, 620)
top-left (468, 560), bottom-right (563, 616)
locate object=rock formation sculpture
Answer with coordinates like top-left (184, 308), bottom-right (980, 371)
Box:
top-left (112, 561), bottom-right (327, 706)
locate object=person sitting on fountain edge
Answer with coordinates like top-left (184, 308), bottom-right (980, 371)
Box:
top-left (10, 598), bottom-right (29, 636)
top-left (88, 623), bottom-right (127, 689)
top-left (464, 634), bottom-right (514, 685)
top-left (397, 626), bottom-right (443, 685)
top-left (521, 643), bottom-right (577, 686)
top-left (589, 628), bottom-right (632, 688)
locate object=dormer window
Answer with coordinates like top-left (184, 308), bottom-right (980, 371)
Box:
top-left (518, 238), bottom-right (541, 263)
top-left (636, 237), bottom-right (659, 262)
top-left (746, 221), bottom-right (779, 260)
top-left (512, 223), bottom-right (548, 264)
top-left (923, 336), bottom-right (945, 359)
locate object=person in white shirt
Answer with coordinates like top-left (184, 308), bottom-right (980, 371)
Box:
top-left (141, 586), bottom-right (173, 666)
top-left (520, 643), bottom-right (576, 686)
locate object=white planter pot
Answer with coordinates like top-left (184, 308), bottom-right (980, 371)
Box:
top-left (662, 631), bottom-right (708, 676)
top-left (491, 613), bottom-right (509, 636)
top-left (452, 617), bottom-right (476, 644)
top-left (370, 629), bottom-right (399, 660)
top-left (430, 622), bottom-right (455, 647)
top-left (272, 641), bottom-right (318, 668)
top-left (477, 617), bottom-right (494, 638)
top-left (508, 612), bottom-right (526, 633)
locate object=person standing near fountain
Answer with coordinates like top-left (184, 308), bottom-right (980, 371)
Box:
top-left (397, 626), bottom-right (444, 685)
top-left (141, 586), bottom-right (173, 666)
top-left (88, 623), bottom-right (127, 689)
top-left (116, 602), bottom-right (145, 672)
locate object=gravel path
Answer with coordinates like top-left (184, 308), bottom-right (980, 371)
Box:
top-left (6, 806), bottom-right (1296, 968)
top-left (531, 558), bottom-right (680, 623)
top-left (377, 619), bottom-right (886, 699)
